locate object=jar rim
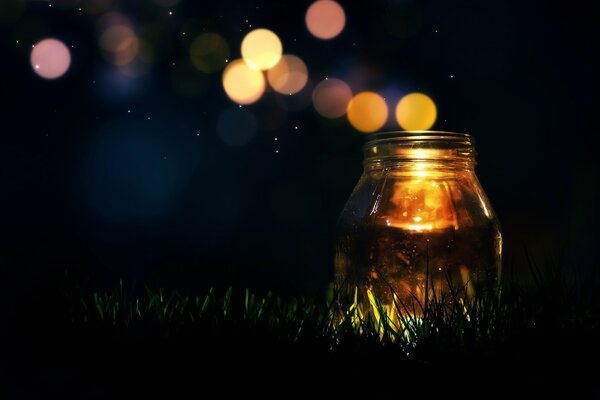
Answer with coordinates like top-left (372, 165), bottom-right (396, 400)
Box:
top-left (365, 130), bottom-right (472, 143)
top-left (363, 131), bottom-right (476, 163)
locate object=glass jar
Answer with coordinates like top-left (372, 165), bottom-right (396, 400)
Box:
top-left (334, 131), bottom-right (502, 315)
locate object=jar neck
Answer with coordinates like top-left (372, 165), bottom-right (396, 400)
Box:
top-left (363, 131), bottom-right (476, 172)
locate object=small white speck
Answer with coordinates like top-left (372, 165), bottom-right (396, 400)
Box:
top-left (182, 32), bottom-right (186, 36)
top-left (31, 44), bottom-right (35, 48)
top-left (71, 45), bottom-right (74, 48)
top-left (450, 75), bottom-right (454, 79)
top-left (49, 3), bottom-right (52, 7)
top-left (294, 126), bottom-right (298, 130)
top-left (274, 137), bottom-right (278, 141)
top-left (78, 7), bottom-right (82, 11)
top-left (35, 64), bottom-right (40, 69)
top-left (172, 62), bottom-right (176, 66)
top-left (275, 150), bottom-right (279, 154)
top-left (92, 80), bottom-right (96, 84)
top-left (127, 109), bottom-right (131, 113)
top-left (238, 105), bottom-right (242, 108)
top-left (16, 40), bottom-right (19, 44)
top-left (435, 29), bottom-right (438, 33)
top-left (147, 117), bottom-right (151, 120)
top-left (225, 59), bottom-right (229, 63)
top-left (168, 11), bottom-right (173, 15)
top-left (196, 133), bottom-right (200, 137)
top-left (325, 77), bottom-right (328, 80)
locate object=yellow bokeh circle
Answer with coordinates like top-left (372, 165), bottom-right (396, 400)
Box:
top-left (241, 28), bottom-right (282, 70)
top-left (395, 92), bottom-right (437, 130)
top-left (222, 59), bottom-right (265, 105)
top-left (347, 92), bottom-right (388, 133)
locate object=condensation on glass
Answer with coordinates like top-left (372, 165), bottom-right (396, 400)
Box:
top-left (334, 131), bottom-right (502, 313)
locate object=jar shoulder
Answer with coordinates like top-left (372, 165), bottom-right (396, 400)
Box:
top-left (338, 170), bottom-right (500, 233)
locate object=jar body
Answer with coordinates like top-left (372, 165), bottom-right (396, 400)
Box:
top-left (334, 132), bottom-right (502, 313)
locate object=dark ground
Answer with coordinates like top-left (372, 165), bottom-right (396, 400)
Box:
top-left (3, 277), bottom-right (600, 398)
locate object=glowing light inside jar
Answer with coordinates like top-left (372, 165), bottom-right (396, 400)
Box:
top-left (385, 148), bottom-right (459, 231)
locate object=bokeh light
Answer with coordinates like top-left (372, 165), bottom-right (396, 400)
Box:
top-left (395, 92), bottom-right (437, 130)
top-left (30, 38), bottom-right (71, 79)
top-left (305, 0), bottom-right (346, 40)
top-left (312, 78), bottom-right (352, 118)
top-left (189, 33), bottom-right (230, 73)
top-left (99, 25), bottom-right (139, 66)
top-left (347, 91), bottom-right (388, 133)
top-left (241, 29), bottom-right (282, 70)
top-left (222, 59), bottom-right (265, 105)
top-left (267, 55), bottom-right (308, 95)
top-left (217, 107), bottom-right (257, 146)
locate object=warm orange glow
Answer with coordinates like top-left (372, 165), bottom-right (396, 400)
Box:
top-left (312, 78), bottom-right (352, 118)
top-left (99, 25), bottom-right (139, 66)
top-left (386, 176), bottom-right (458, 231)
top-left (241, 28), bottom-right (282, 70)
top-left (385, 148), bottom-right (458, 231)
top-left (267, 54), bottom-right (308, 95)
top-left (395, 92), bottom-right (437, 130)
top-left (30, 38), bottom-right (71, 79)
top-left (347, 91), bottom-right (388, 133)
top-left (222, 59), bottom-right (265, 105)
top-left (189, 33), bottom-right (229, 73)
top-left (305, 0), bottom-right (346, 40)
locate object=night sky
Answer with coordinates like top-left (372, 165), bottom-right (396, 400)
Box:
top-left (1, 0), bottom-right (599, 298)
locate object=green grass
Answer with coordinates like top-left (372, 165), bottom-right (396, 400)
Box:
top-left (8, 260), bottom-right (599, 397)
top-left (66, 260), bottom-right (600, 360)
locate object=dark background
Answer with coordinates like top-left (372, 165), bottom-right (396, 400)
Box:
top-left (1, 0), bottom-right (598, 304)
